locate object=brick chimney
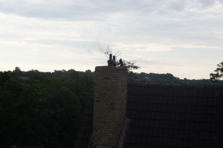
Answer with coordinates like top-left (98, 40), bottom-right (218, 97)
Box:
top-left (92, 66), bottom-right (127, 148)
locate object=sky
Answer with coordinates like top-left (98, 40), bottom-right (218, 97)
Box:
top-left (0, 0), bottom-right (223, 79)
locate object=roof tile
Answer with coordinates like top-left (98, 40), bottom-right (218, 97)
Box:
top-left (75, 84), bottom-right (223, 148)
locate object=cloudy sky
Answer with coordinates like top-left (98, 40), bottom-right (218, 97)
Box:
top-left (1, 0), bottom-right (223, 79)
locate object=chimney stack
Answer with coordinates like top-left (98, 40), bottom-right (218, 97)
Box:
top-left (92, 66), bottom-right (127, 148)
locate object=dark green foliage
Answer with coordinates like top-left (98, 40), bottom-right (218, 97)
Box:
top-left (131, 72), bottom-right (223, 86)
top-left (122, 60), bottom-right (140, 82)
top-left (210, 61), bottom-right (223, 82)
top-left (0, 71), bottom-right (93, 148)
top-left (122, 60), bottom-right (140, 72)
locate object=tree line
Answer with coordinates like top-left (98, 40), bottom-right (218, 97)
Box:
top-left (0, 69), bottom-right (93, 148)
top-left (130, 72), bottom-right (223, 86)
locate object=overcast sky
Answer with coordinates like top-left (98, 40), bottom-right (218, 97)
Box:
top-left (1, 0), bottom-right (223, 79)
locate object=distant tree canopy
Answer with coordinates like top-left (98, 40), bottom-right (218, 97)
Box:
top-left (0, 70), bottom-right (93, 148)
top-left (120, 60), bottom-right (140, 82)
top-left (210, 61), bottom-right (223, 82)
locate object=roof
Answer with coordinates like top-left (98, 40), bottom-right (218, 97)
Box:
top-left (74, 84), bottom-right (223, 148)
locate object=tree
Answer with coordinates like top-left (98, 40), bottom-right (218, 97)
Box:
top-left (122, 60), bottom-right (140, 73)
top-left (210, 61), bottom-right (223, 82)
top-left (14, 67), bottom-right (21, 74)
top-left (122, 60), bottom-right (140, 82)
top-left (0, 71), bottom-right (93, 147)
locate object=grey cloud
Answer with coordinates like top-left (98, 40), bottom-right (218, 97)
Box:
top-left (1, 0), bottom-right (223, 51)
top-left (218, 0), bottom-right (223, 4)
top-left (25, 38), bottom-right (103, 55)
top-left (196, 0), bottom-right (216, 8)
top-left (0, 0), bottom-right (216, 20)
top-left (0, 0), bottom-right (147, 20)
top-left (137, 59), bottom-right (161, 65)
top-left (165, 1), bottom-right (186, 11)
top-left (27, 38), bottom-right (97, 48)
top-left (135, 58), bottom-right (180, 67)
top-left (0, 33), bottom-right (19, 38)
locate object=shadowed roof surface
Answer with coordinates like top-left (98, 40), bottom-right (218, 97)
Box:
top-left (74, 84), bottom-right (223, 148)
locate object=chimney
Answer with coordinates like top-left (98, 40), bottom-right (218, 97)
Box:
top-left (92, 66), bottom-right (127, 148)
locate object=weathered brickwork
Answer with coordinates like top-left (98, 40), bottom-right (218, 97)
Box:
top-left (92, 66), bottom-right (127, 148)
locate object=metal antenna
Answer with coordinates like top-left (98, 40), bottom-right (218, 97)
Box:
top-left (104, 51), bottom-right (109, 58)
top-left (116, 52), bottom-right (122, 58)
top-left (103, 45), bottom-right (113, 58)
top-left (114, 51), bottom-right (119, 55)
top-left (101, 45), bottom-right (124, 67)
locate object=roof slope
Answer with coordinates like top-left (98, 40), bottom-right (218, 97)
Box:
top-left (125, 84), bottom-right (223, 148)
top-left (74, 84), bottom-right (223, 148)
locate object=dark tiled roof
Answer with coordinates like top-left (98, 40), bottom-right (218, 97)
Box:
top-left (125, 84), bottom-right (223, 148)
top-left (74, 84), bottom-right (223, 148)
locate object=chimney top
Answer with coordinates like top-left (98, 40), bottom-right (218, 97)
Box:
top-left (107, 54), bottom-right (123, 67)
